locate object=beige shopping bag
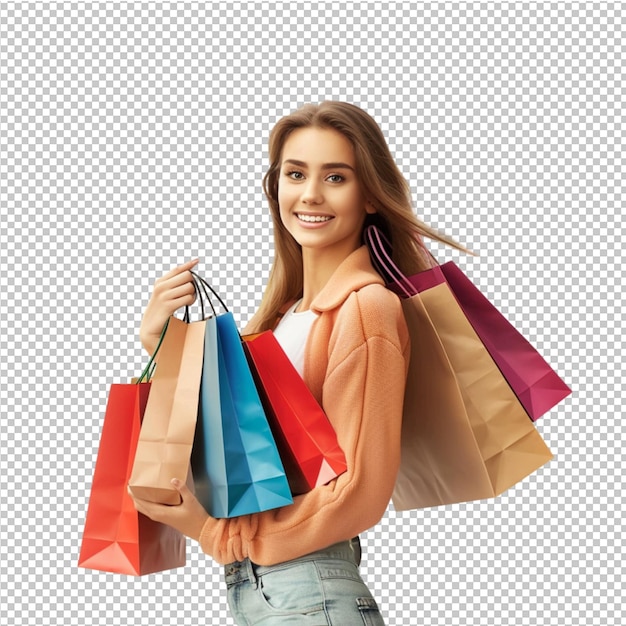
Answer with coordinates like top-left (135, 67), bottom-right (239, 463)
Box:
top-left (393, 283), bottom-right (553, 510)
top-left (129, 316), bottom-right (206, 505)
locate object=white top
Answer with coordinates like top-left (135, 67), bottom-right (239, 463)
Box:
top-left (273, 299), bottom-right (318, 377)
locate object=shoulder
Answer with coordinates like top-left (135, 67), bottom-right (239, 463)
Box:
top-left (334, 283), bottom-right (408, 350)
top-left (349, 282), bottom-right (402, 314)
top-left (315, 283), bottom-right (409, 385)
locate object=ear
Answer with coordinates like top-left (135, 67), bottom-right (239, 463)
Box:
top-left (365, 200), bottom-right (377, 215)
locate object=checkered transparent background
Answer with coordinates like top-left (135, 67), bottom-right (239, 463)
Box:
top-left (0, 3), bottom-right (623, 625)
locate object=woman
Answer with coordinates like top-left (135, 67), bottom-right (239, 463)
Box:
top-left (132, 101), bottom-right (456, 625)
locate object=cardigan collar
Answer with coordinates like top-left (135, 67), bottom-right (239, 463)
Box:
top-left (310, 246), bottom-right (384, 313)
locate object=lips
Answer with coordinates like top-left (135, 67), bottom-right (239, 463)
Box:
top-left (296, 213), bottom-right (334, 223)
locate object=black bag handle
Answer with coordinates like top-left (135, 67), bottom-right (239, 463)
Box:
top-left (181, 271), bottom-right (229, 323)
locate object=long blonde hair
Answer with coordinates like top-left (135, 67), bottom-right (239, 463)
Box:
top-left (247, 101), bottom-right (463, 332)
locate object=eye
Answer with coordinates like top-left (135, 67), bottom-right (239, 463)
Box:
top-left (285, 170), bottom-right (304, 180)
top-left (326, 174), bottom-right (344, 183)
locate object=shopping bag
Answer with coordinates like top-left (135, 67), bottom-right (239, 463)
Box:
top-left (129, 315), bottom-right (206, 505)
top-left (242, 330), bottom-right (348, 495)
top-left (438, 262), bottom-right (571, 420)
top-left (78, 336), bottom-right (186, 574)
top-left (191, 312), bottom-right (294, 518)
top-left (365, 226), bottom-right (553, 509)
top-left (367, 226), bottom-right (570, 420)
top-left (187, 274), bottom-right (293, 518)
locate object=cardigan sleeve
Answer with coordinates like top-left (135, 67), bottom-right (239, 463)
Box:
top-left (198, 287), bottom-right (409, 566)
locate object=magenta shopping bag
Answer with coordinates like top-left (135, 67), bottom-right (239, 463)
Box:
top-left (438, 261), bottom-right (571, 420)
top-left (365, 225), bottom-right (571, 421)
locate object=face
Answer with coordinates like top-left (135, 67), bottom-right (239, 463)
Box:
top-left (277, 126), bottom-right (375, 262)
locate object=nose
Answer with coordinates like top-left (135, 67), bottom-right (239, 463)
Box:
top-left (301, 178), bottom-right (323, 205)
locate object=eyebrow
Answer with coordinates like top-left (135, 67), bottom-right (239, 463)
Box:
top-left (282, 159), bottom-right (355, 172)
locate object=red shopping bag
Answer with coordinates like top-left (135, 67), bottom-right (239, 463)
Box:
top-left (78, 382), bottom-right (186, 575)
top-left (242, 331), bottom-right (348, 495)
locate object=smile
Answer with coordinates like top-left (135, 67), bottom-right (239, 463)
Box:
top-left (296, 214), bottom-right (334, 223)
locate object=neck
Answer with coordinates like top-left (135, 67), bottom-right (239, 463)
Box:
top-left (298, 245), bottom-right (360, 311)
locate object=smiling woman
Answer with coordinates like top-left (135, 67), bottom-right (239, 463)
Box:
top-left (133, 101), bottom-right (461, 626)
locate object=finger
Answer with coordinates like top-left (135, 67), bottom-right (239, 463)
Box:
top-left (161, 259), bottom-right (199, 282)
top-left (167, 294), bottom-right (197, 312)
top-left (158, 269), bottom-right (198, 295)
top-left (166, 282), bottom-right (197, 302)
top-left (165, 283), bottom-right (197, 312)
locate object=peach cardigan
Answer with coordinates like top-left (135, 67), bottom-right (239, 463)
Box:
top-left (199, 246), bottom-right (410, 566)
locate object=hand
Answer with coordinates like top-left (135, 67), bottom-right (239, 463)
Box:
top-left (129, 478), bottom-right (210, 542)
top-left (140, 259), bottom-right (199, 354)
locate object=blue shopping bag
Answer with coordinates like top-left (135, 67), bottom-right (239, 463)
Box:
top-left (191, 310), bottom-right (293, 518)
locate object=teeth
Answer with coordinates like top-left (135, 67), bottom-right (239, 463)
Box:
top-left (297, 214), bottom-right (333, 223)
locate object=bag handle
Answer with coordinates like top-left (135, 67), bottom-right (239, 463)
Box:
top-left (183, 274), bottom-right (215, 322)
top-left (365, 225), bottom-right (440, 299)
top-left (181, 271), bottom-right (230, 323)
top-left (136, 317), bottom-right (170, 384)
top-left (191, 271), bottom-right (229, 313)
top-left (365, 226), bottom-right (418, 298)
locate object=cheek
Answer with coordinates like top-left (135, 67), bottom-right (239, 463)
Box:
top-left (277, 185), bottom-right (297, 216)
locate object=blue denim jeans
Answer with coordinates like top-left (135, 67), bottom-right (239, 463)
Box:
top-left (224, 537), bottom-right (385, 625)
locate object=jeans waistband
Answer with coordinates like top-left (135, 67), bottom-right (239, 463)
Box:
top-left (224, 537), bottom-right (361, 588)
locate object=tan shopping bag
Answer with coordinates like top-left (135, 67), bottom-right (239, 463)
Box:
top-left (129, 316), bottom-right (206, 505)
top-left (392, 282), bottom-right (553, 510)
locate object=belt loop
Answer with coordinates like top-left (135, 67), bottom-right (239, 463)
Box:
top-left (351, 536), bottom-right (362, 566)
top-left (246, 558), bottom-right (258, 590)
